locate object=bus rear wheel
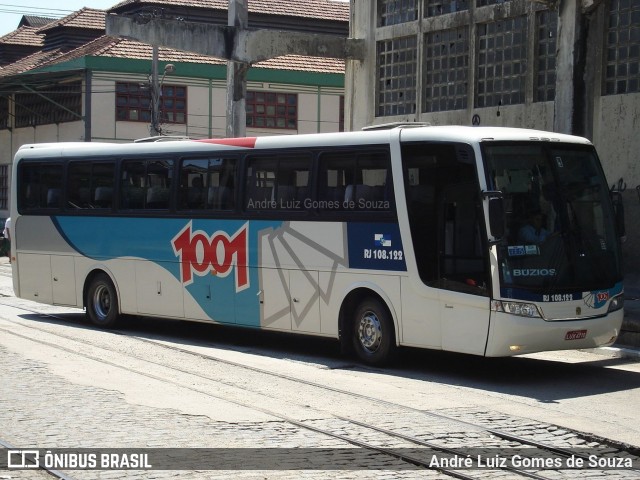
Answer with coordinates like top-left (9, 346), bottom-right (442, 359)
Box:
top-left (352, 298), bottom-right (395, 366)
top-left (86, 273), bottom-right (120, 328)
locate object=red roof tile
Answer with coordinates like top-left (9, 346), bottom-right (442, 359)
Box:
top-left (38, 8), bottom-right (106, 33)
top-left (31, 35), bottom-right (344, 75)
top-left (109, 0), bottom-right (349, 22)
top-left (0, 49), bottom-right (64, 77)
top-left (0, 26), bottom-right (45, 47)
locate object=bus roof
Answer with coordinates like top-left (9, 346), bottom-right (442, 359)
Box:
top-left (14, 126), bottom-right (592, 160)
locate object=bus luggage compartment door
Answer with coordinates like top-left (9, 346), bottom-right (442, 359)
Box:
top-left (51, 255), bottom-right (77, 306)
top-left (18, 253), bottom-right (53, 304)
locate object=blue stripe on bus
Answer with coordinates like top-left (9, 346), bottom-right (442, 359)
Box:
top-left (51, 217), bottom-right (406, 326)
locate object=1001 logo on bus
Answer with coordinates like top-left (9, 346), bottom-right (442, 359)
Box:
top-left (172, 222), bottom-right (249, 291)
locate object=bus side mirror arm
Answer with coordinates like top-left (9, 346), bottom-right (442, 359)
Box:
top-left (482, 191), bottom-right (505, 245)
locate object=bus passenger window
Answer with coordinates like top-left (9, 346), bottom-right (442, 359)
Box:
top-left (18, 163), bottom-right (63, 211)
top-left (245, 154), bottom-right (310, 211)
top-left (178, 157), bottom-right (236, 211)
top-left (68, 162), bottom-right (115, 210)
top-left (318, 150), bottom-right (393, 212)
top-left (120, 159), bottom-right (173, 210)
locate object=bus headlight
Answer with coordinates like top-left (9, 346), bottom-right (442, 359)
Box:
top-left (492, 300), bottom-right (542, 318)
top-left (607, 294), bottom-right (624, 313)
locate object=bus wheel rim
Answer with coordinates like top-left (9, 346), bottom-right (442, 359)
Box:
top-left (358, 311), bottom-right (382, 353)
top-left (93, 285), bottom-right (111, 320)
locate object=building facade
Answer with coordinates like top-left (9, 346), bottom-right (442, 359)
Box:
top-left (0, 1), bottom-right (348, 221)
top-left (346, 0), bottom-right (640, 271)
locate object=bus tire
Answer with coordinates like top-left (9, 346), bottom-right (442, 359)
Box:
top-left (352, 298), bottom-right (395, 366)
top-left (86, 273), bottom-right (120, 328)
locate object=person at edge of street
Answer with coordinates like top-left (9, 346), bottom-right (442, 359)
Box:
top-left (3, 217), bottom-right (10, 262)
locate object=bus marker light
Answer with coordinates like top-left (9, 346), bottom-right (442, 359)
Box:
top-left (509, 345), bottom-right (522, 352)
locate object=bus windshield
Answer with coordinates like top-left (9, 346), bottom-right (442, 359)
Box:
top-left (485, 143), bottom-right (622, 294)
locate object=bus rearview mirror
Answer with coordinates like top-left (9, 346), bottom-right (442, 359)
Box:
top-left (488, 197), bottom-right (505, 240)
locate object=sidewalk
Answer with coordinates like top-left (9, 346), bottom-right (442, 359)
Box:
top-left (618, 273), bottom-right (640, 351)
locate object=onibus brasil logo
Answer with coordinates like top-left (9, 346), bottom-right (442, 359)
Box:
top-left (172, 221), bottom-right (249, 292)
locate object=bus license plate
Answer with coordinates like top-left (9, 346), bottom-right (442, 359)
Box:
top-left (565, 330), bottom-right (587, 341)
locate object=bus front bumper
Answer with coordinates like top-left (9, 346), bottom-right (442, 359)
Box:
top-left (484, 309), bottom-right (624, 357)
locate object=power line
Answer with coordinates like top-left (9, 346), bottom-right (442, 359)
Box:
top-left (0, 3), bottom-right (75, 14)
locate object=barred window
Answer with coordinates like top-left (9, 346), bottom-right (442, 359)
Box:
top-left (0, 96), bottom-right (8, 130)
top-left (535, 10), bottom-right (558, 102)
top-left (0, 165), bottom-right (8, 210)
top-left (476, 0), bottom-right (510, 6)
top-left (424, 26), bottom-right (469, 112)
top-left (476, 17), bottom-right (527, 108)
top-left (378, 0), bottom-right (418, 26)
top-left (14, 82), bottom-right (82, 128)
top-left (246, 91), bottom-right (297, 129)
top-left (424, 0), bottom-right (469, 17)
top-left (605, 0), bottom-right (640, 95)
top-left (376, 36), bottom-right (418, 116)
top-left (116, 82), bottom-right (186, 124)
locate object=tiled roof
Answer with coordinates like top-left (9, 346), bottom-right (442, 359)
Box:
top-left (38, 8), bottom-right (106, 33)
top-left (256, 55), bottom-right (344, 74)
top-left (0, 26), bottom-right (45, 47)
top-left (0, 48), bottom-right (64, 77)
top-left (109, 0), bottom-right (349, 22)
top-left (34, 35), bottom-right (345, 75)
top-left (19, 15), bottom-right (56, 28)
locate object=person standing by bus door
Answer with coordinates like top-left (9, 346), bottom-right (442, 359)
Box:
top-left (3, 217), bottom-right (10, 262)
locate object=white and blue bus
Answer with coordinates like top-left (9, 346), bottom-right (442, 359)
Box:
top-left (10, 126), bottom-right (625, 365)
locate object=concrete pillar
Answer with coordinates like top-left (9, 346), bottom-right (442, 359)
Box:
top-left (227, 0), bottom-right (249, 137)
top-left (554, 0), bottom-right (586, 136)
top-left (345, 0), bottom-right (375, 131)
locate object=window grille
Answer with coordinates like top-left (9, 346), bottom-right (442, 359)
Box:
top-left (116, 82), bottom-right (186, 124)
top-left (424, 26), bottom-right (469, 112)
top-left (14, 82), bottom-right (82, 128)
top-left (605, 0), bottom-right (640, 95)
top-left (424, 0), bottom-right (469, 17)
top-left (535, 9), bottom-right (558, 102)
top-left (246, 91), bottom-right (297, 130)
top-left (378, 0), bottom-right (418, 26)
top-left (0, 97), bottom-right (8, 130)
top-left (376, 36), bottom-right (418, 116)
top-left (476, 17), bottom-right (527, 108)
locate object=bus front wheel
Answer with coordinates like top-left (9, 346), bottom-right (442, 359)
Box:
top-left (86, 273), bottom-right (120, 328)
top-left (352, 298), bottom-right (395, 366)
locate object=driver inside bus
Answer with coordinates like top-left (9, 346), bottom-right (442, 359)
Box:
top-left (518, 210), bottom-right (551, 244)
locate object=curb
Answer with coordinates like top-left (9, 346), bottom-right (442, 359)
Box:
top-left (587, 346), bottom-right (640, 360)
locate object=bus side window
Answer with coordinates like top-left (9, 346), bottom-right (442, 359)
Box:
top-left (178, 157), bottom-right (236, 211)
top-left (318, 150), bottom-right (392, 212)
top-left (68, 161), bottom-right (115, 210)
top-left (245, 154), bottom-right (310, 211)
top-left (18, 163), bottom-right (63, 211)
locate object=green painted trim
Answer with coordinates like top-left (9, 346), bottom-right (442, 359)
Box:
top-left (29, 56), bottom-right (344, 88)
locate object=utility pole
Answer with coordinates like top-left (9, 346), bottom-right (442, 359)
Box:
top-left (150, 45), bottom-right (161, 136)
top-left (106, 0), bottom-right (364, 138)
top-left (227, 0), bottom-right (249, 138)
